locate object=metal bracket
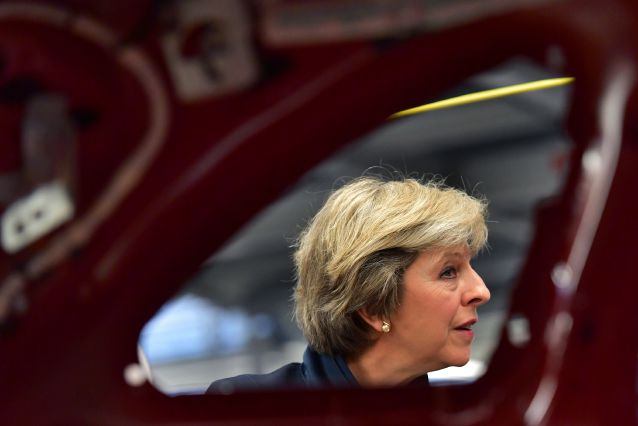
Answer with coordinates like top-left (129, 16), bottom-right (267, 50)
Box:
top-left (160, 0), bottom-right (258, 101)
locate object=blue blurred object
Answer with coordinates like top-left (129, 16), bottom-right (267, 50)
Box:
top-left (139, 294), bottom-right (274, 364)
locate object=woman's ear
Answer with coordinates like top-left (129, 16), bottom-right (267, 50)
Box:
top-left (357, 308), bottom-right (385, 333)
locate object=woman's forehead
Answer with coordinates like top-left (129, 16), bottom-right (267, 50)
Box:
top-left (419, 244), bottom-right (471, 261)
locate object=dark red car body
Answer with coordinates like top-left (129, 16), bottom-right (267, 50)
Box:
top-left (0, 0), bottom-right (637, 424)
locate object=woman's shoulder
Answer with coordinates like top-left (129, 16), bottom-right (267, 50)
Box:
top-left (206, 362), bottom-right (305, 394)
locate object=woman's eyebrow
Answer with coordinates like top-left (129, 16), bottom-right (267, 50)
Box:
top-left (439, 251), bottom-right (471, 262)
top-left (443, 251), bottom-right (464, 258)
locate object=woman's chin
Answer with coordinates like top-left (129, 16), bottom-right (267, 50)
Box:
top-left (444, 352), bottom-right (471, 368)
top-left (429, 355), bottom-right (470, 371)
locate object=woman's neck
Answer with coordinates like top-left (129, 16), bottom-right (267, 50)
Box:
top-left (346, 341), bottom-right (429, 387)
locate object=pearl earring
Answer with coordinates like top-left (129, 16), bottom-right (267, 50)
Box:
top-left (381, 321), bottom-right (391, 333)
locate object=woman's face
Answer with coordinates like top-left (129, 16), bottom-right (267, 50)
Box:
top-left (388, 244), bottom-right (490, 373)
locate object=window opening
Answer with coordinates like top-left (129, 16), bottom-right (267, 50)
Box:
top-left (138, 58), bottom-right (571, 394)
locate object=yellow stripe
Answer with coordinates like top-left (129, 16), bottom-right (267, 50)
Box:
top-left (389, 77), bottom-right (574, 119)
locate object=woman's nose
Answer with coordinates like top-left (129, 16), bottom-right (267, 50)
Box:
top-left (464, 268), bottom-right (490, 306)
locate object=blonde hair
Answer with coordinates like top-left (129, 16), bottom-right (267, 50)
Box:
top-left (293, 176), bottom-right (488, 357)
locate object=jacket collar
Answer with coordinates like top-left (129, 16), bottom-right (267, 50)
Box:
top-left (301, 346), bottom-right (429, 387)
top-left (302, 346), bottom-right (358, 387)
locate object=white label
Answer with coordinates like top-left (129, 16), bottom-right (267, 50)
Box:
top-left (2, 182), bottom-right (74, 253)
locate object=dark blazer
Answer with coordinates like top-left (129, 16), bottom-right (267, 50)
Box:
top-left (206, 346), bottom-right (428, 393)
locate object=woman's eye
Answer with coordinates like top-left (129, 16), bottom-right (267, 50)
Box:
top-left (440, 267), bottom-right (457, 279)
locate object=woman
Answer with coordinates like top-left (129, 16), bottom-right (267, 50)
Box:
top-left (208, 176), bottom-right (490, 393)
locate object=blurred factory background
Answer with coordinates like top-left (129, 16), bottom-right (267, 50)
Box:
top-left (138, 57), bottom-right (571, 394)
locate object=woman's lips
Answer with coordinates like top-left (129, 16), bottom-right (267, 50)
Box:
top-left (453, 319), bottom-right (477, 339)
top-left (455, 319), bottom-right (477, 329)
top-left (454, 328), bottom-right (475, 339)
